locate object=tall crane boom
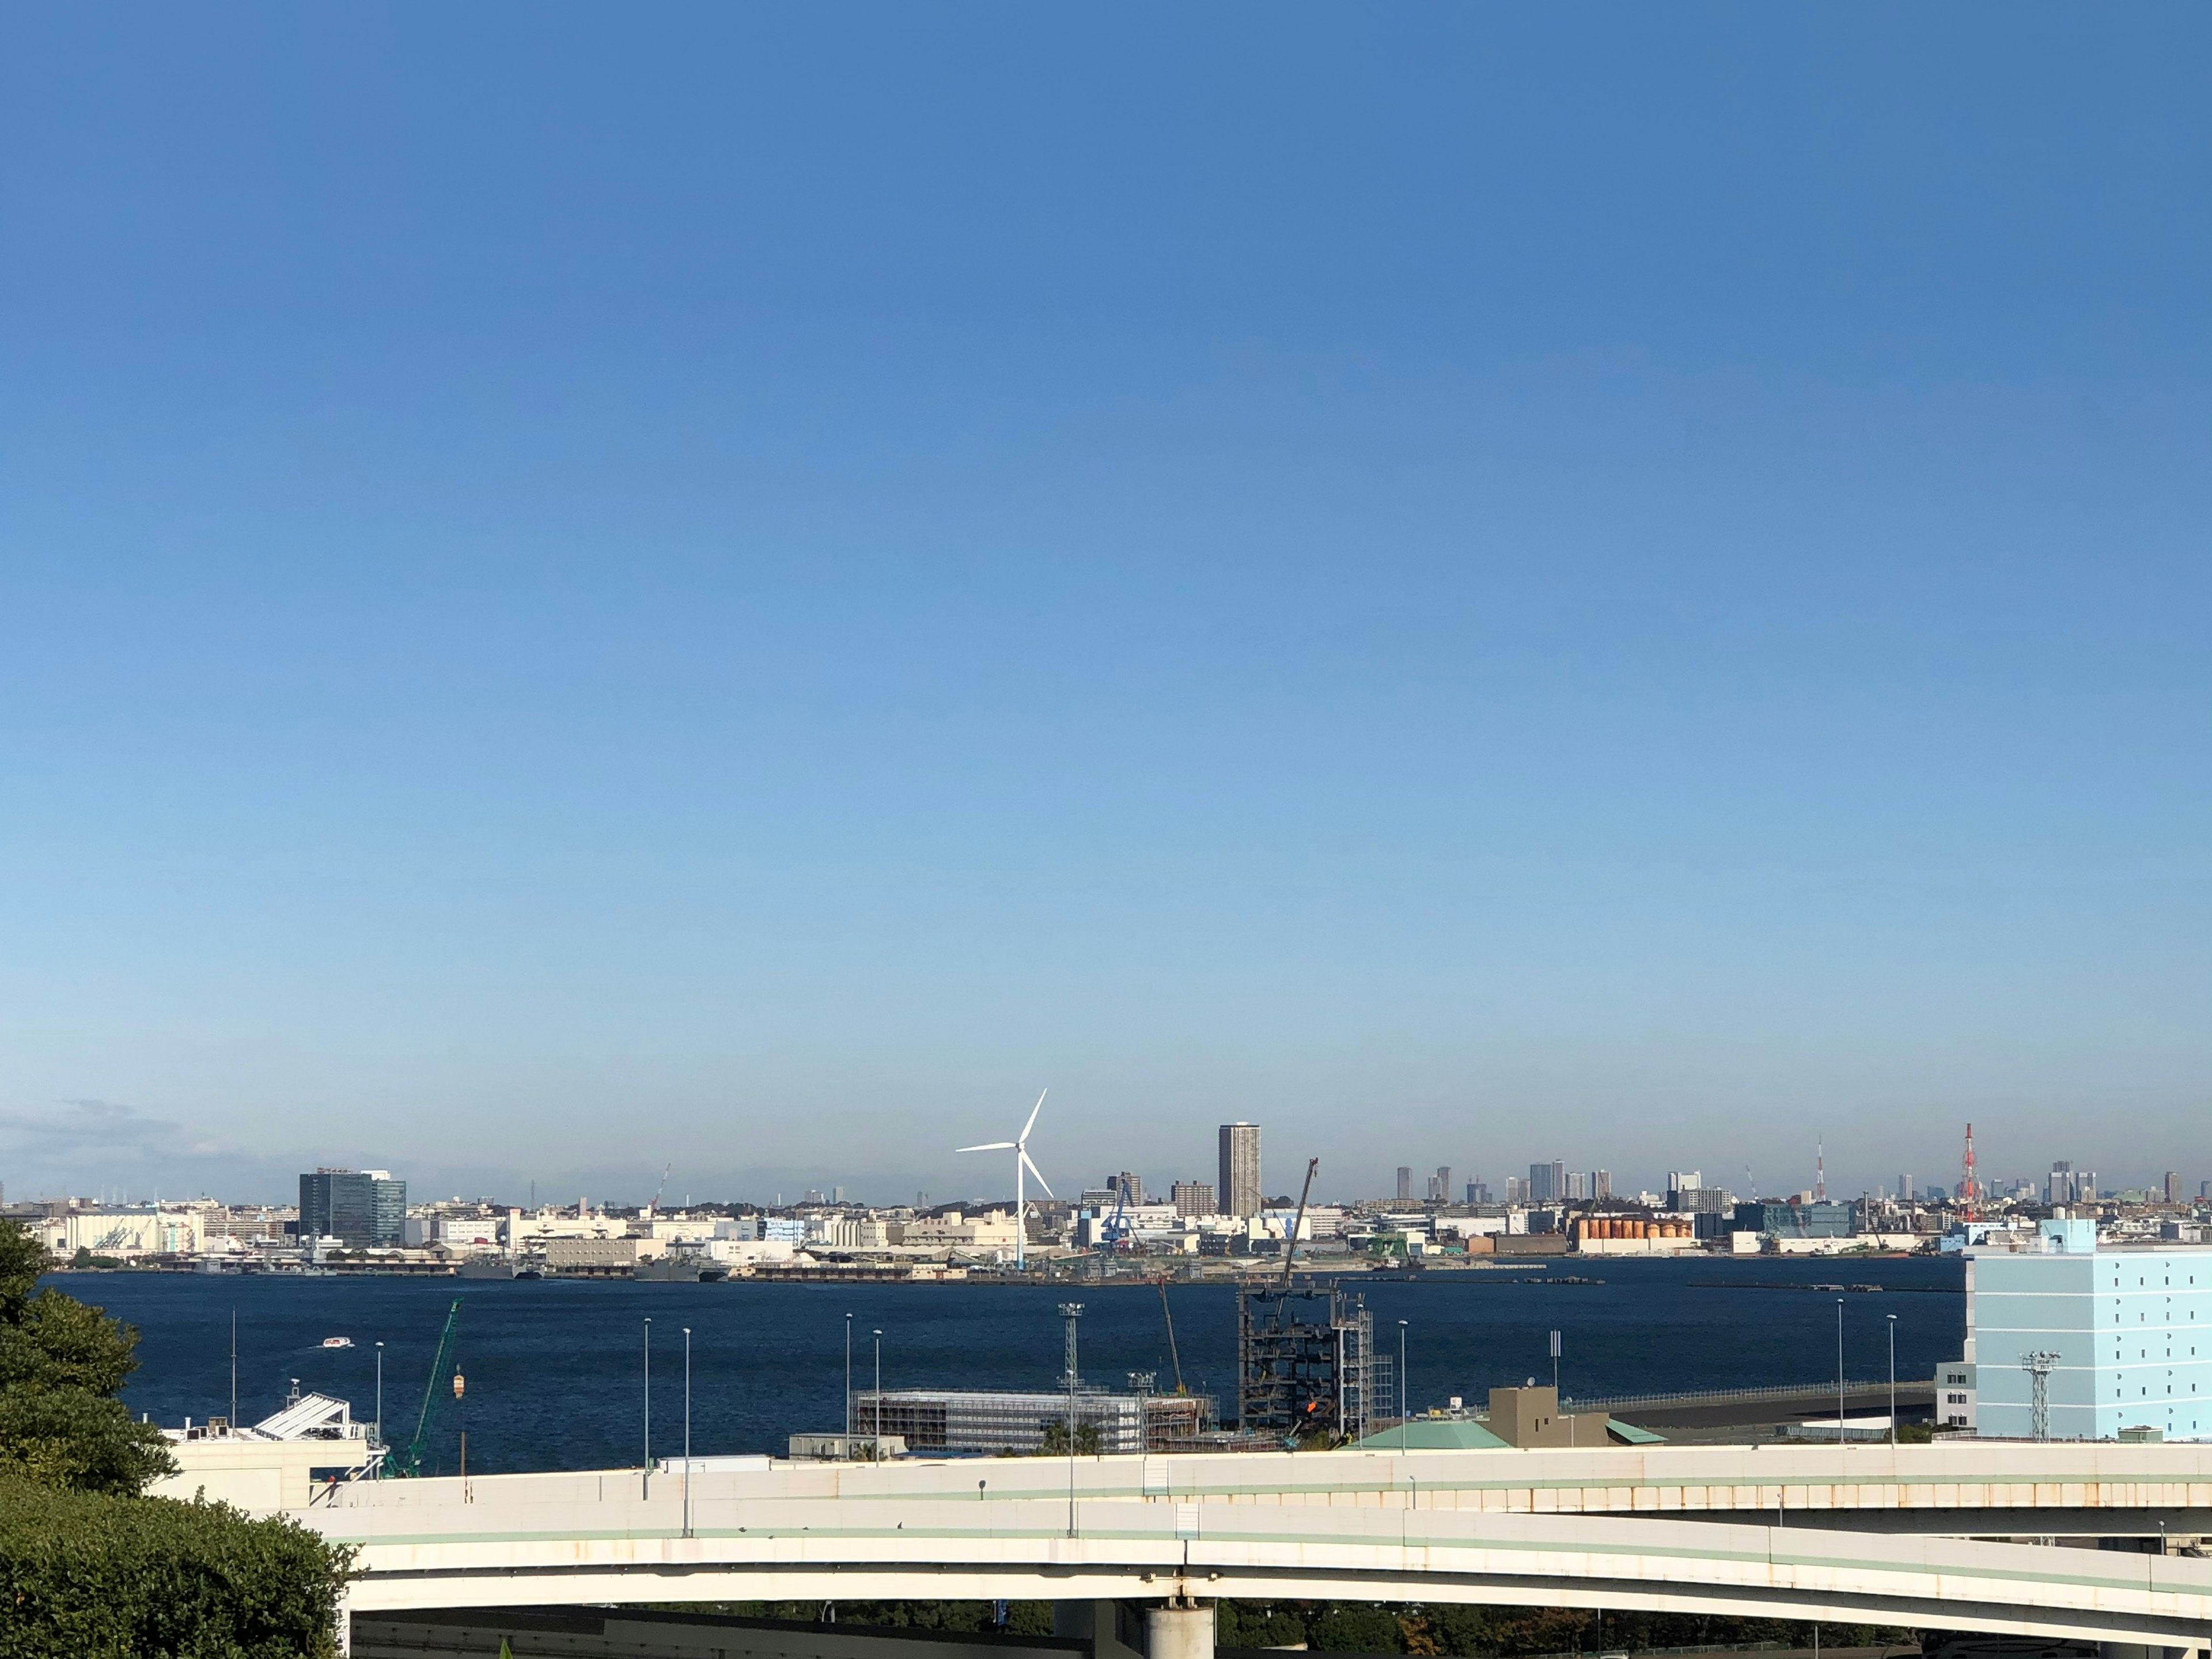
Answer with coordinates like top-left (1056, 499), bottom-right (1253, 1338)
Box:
top-left (1154, 1274), bottom-right (1185, 1394)
top-left (1281, 1157), bottom-right (1320, 1286)
top-left (390, 1298), bottom-right (463, 1478)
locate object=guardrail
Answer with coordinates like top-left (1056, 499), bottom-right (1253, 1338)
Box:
top-left (1564, 1378), bottom-right (1931, 1414)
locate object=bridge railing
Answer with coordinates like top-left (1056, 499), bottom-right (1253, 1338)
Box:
top-left (1563, 1378), bottom-right (1932, 1414)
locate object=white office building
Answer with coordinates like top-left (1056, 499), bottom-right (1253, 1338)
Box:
top-left (1968, 1218), bottom-right (2212, 1441)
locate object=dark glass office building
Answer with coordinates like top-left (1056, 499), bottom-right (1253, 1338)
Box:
top-left (300, 1168), bottom-right (406, 1247)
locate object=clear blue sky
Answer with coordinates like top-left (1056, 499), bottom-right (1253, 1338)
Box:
top-left (2, 5), bottom-right (2207, 1207)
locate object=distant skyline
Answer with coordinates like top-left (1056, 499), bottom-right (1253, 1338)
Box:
top-left (3, 6), bottom-right (2209, 1207)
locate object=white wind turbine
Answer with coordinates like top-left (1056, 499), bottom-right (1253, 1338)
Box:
top-left (957, 1090), bottom-right (1051, 1270)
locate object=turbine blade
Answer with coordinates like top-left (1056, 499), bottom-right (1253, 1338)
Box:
top-left (1021, 1149), bottom-right (1054, 1198)
top-left (957, 1142), bottom-right (1016, 1153)
top-left (1020, 1088), bottom-right (1047, 1143)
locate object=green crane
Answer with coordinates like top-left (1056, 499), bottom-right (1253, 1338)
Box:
top-left (387, 1298), bottom-right (463, 1478)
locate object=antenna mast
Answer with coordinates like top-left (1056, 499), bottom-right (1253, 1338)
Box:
top-left (1960, 1122), bottom-right (1978, 1222)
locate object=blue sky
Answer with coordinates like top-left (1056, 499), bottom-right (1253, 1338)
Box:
top-left (2, 5), bottom-right (2207, 1206)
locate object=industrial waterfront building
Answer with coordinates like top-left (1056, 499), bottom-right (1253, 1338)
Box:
top-left (850, 1387), bottom-right (1213, 1454)
top-left (1968, 1218), bottom-right (2212, 1441)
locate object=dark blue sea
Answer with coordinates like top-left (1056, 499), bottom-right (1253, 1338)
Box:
top-left (55, 1256), bottom-right (1963, 1476)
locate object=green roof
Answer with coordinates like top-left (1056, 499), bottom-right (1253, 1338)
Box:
top-left (1353, 1419), bottom-right (1511, 1450)
top-left (1607, 1417), bottom-right (1666, 1444)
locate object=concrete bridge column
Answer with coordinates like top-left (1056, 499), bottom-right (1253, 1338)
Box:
top-left (1143, 1601), bottom-right (1215, 1659)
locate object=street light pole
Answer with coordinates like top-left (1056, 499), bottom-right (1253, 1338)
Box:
top-left (374, 1342), bottom-right (384, 1474)
top-left (1398, 1320), bottom-right (1408, 1421)
top-left (1886, 1313), bottom-right (1897, 1444)
top-left (844, 1313), bottom-right (853, 1442)
top-left (682, 1326), bottom-right (693, 1539)
top-left (1836, 1299), bottom-right (1846, 1445)
top-left (643, 1317), bottom-right (653, 1497)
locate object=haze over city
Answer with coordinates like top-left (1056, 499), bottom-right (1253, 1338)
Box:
top-left (4, 7), bottom-right (2209, 1207)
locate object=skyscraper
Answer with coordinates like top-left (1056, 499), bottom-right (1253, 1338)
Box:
top-left (300, 1168), bottom-right (405, 1248)
top-left (1592, 1170), bottom-right (1611, 1201)
top-left (1528, 1160), bottom-right (1564, 1203)
top-left (1435, 1165), bottom-right (1453, 1203)
top-left (1218, 1122), bottom-right (1262, 1218)
top-left (1397, 1166), bottom-right (1413, 1202)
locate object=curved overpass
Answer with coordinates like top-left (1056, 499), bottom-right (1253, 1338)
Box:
top-left (309, 1442), bottom-right (2212, 1652)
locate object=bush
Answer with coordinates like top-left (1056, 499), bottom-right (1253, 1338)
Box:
top-left (0, 1219), bottom-right (175, 1494)
top-left (0, 1474), bottom-right (354, 1658)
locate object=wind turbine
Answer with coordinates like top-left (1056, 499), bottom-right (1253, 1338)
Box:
top-left (957, 1090), bottom-right (1051, 1270)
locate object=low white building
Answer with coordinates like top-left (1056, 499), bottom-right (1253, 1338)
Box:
top-left (41, 1209), bottom-right (204, 1260)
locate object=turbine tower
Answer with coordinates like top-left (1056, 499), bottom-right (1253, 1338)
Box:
top-left (956, 1090), bottom-right (1051, 1270)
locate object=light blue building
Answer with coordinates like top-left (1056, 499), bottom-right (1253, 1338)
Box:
top-left (1968, 1218), bottom-right (2212, 1441)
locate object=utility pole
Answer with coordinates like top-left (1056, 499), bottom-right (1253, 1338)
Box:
top-left (682, 1327), bottom-right (692, 1539)
top-left (1398, 1320), bottom-right (1409, 1421)
top-left (1058, 1302), bottom-right (1083, 1537)
top-left (1886, 1315), bottom-right (1897, 1444)
top-left (2023, 1350), bottom-right (2059, 1441)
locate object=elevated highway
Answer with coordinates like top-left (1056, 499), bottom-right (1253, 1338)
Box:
top-left (308, 1442), bottom-right (2212, 1655)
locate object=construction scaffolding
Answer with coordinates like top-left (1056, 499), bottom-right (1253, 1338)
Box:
top-left (1236, 1283), bottom-right (1376, 1443)
top-left (851, 1387), bottom-right (1214, 1456)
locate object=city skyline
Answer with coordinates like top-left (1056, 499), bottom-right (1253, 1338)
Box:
top-left (4, 1103), bottom-right (2194, 1214)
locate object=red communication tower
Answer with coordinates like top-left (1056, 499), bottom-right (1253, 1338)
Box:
top-left (1960, 1122), bottom-right (1978, 1222)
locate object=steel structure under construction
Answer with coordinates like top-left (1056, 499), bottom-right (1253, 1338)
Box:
top-left (851, 1388), bottom-right (1213, 1455)
top-left (1236, 1283), bottom-right (1377, 1443)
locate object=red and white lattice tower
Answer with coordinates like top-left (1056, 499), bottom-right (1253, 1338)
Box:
top-left (1960, 1121), bottom-right (1978, 1222)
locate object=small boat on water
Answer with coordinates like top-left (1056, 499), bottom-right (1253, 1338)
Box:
top-left (320, 1336), bottom-right (354, 1349)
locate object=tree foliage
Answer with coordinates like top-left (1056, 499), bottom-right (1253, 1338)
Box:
top-left (0, 1474), bottom-right (352, 1659)
top-left (0, 1220), bottom-right (176, 1494)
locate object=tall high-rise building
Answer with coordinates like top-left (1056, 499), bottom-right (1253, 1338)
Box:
top-left (1899, 1173), bottom-right (1914, 1206)
top-left (1218, 1122), bottom-right (1262, 1218)
top-left (1528, 1161), bottom-right (1564, 1203)
top-left (1665, 1170), bottom-right (1702, 1196)
top-left (1565, 1171), bottom-right (1590, 1202)
top-left (1434, 1165), bottom-right (1453, 1204)
top-left (1466, 1180), bottom-right (1490, 1205)
top-left (300, 1168), bottom-right (405, 1248)
top-left (1504, 1175), bottom-right (1526, 1203)
top-left (1592, 1170), bottom-right (1611, 1200)
top-left (1170, 1180), bottom-right (1214, 1219)
top-left (2166, 1171), bottom-right (2183, 1205)
top-left (1111, 1172), bottom-right (1145, 1205)
top-left (1397, 1166), bottom-right (1413, 1202)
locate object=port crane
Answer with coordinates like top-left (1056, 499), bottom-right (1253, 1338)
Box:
top-left (1154, 1274), bottom-right (1185, 1394)
top-left (1281, 1157), bottom-right (1319, 1285)
top-left (387, 1298), bottom-right (463, 1478)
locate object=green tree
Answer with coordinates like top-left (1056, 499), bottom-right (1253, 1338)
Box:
top-left (1037, 1420), bottom-right (1099, 1455)
top-left (0, 1219), bottom-right (176, 1494)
